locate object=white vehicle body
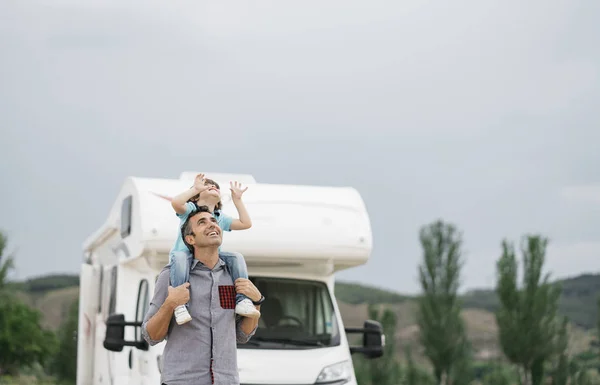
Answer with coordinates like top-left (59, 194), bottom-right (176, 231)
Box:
top-left (76, 172), bottom-right (383, 385)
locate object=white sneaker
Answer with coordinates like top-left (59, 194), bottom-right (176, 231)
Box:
top-left (235, 299), bottom-right (261, 319)
top-left (174, 305), bottom-right (192, 325)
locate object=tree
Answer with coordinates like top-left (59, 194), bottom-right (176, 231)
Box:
top-left (481, 364), bottom-right (513, 385)
top-left (416, 219), bottom-right (470, 385)
top-left (0, 291), bottom-right (58, 375)
top-left (368, 305), bottom-right (402, 385)
top-left (353, 305), bottom-right (401, 385)
top-left (404, 345), bottom-right (419, 385)
top-left (551, 317), bottom-right (570, 385)
top-left (404, 345), bottom-right (436, 385)
top-left (495, 235), bottom-right (562, 385)
top-left (448, 341), bottom-right (474, 385)
top-left (51, 299), bottom-right (79, 382)
top-left (0, 231), bottom-right (58, 375)
top-left (0, 231), bottom-right (14, 290)
top-left (571, 369), bottom-right (593, 385)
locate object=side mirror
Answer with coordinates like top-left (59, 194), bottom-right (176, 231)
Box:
top-left (345, 319), bottom-right (385, 359)
top-left (103, 313), bottom-right (148, 352)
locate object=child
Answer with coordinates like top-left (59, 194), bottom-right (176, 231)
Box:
top-left (168, 173), bottom-right (260, 325)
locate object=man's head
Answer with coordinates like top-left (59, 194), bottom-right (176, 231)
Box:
top-left (187, 178), bottom-right (223, 211)
top-left (181, 205), bottom-right (223, 253)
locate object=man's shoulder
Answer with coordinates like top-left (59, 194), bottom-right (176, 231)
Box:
top-left (154, 265), bottom-right (171, 285)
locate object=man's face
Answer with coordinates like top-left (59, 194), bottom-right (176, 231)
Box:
top-left (185, 211), bottom-right (223, 248)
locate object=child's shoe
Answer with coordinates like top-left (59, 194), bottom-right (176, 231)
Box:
top-left (235, 298), bottom-right (261, 319)
top-left (174, 305), bottom-right (192, 325)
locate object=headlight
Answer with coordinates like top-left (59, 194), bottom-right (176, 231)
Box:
top-left (315, 360), bottom-right (353, 384)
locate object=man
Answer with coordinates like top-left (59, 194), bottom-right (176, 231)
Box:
top-left (142, 205), bottom-right (264, 385)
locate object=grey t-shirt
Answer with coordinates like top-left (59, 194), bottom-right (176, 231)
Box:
top-left (142, 258), bottom-right (256, 385)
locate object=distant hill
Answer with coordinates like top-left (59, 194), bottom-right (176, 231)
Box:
top-left (336, 274), bottom-right (600, 330)
top-left (334, 281), bottom-right (413, 305)
top-left (336, 274), bottom-right (599, 362)
top-left (7, 273), bottom-right (80, 293)
top-left (460, 273), bottom-right (600, 330)
top-left (6, 274), bottom-right (80, 331)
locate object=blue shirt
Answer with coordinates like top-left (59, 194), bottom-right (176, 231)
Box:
top-left (169, 202), bottom-right (233, 255)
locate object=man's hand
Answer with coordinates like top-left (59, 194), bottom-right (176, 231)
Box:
top-left (234, 278), bottom-right (261, 302)
top-left (235, 278), bottom-right (262, 338)
top-left (166, 282), bottom-right (190, 308)
top-left (230, 181), bottom-right (248, 200)
top-left (193, 174), bottom-right (209, 193)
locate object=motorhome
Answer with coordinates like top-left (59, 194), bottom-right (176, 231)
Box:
top-left (76, 172), bottom-right (384, 385)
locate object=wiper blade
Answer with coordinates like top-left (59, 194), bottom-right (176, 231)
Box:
top-left (251, 336), bottom-right (325, 346)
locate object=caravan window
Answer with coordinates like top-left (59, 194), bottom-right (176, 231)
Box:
top-left (238, 277), bottom-right (340, 350)
top-left (97, 268), bottom-right (104, 314)
top-left (121, 195), bottom-right (133, 238)
top-left (108, 266), bottom-right (118, 315)
top-left (135, 280), bottom-right (149, 342)
top-left (99, 266), bottom-right (117, 317)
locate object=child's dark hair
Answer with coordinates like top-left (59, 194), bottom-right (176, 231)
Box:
top-left (181, 205), bottom-right (212, 253)
top-left (187, 178), bottom-right (223, 212)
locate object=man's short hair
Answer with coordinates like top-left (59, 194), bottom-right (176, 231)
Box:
top-left (181, 205), bottom-right (212, 253)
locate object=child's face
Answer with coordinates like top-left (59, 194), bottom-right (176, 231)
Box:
top-left (199, 180), bottom-right (221, 201)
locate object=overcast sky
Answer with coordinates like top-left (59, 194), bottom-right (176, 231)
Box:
top-left (1, 0), bottom-right (599, 294)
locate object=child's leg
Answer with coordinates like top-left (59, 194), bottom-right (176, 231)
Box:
top-left (168, 251), bottom-right (193, 325)
top-left (219, 251), bottom-right (260, 319)
top-left (219, 251), bottom-right (249, 304)
top-left (169, 251), bottom-right (193, 291)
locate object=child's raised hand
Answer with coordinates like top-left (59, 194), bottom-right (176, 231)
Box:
top-left (230, 181), bottom-right (248, 199)
top-left (193, 173), bottom-right (209, 192)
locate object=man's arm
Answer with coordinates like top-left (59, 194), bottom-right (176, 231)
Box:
top-left (142, 270), bottom-right (190, 345)
top-left (238, 304), bottom-right (260, 334)
top-left (234, 278), bottom-right (261, 343)
top-left (172, 174), bottom-right (208, 215)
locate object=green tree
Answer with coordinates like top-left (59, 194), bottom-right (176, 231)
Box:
top-left (352, 357), bottom-right (370, 385)
top-left (0, 231), bottom-right (58, 376)
top-left (449, 341), bottom-right (474, 385)
top-left (404, 345), bottom-right (436, 385)
top-left (416, 220), bottom-right (470, 385)
top-left (571, 369), bottom-right (593, 385)
top-left (404, 345), bottom-right (418, 385)
top-left (481, 364), bottom-right (513, 385)
top-left (0, 292), bottom-right (58, 375)
top-left (495, 235), bottom-right (561, 385)
top-left (0, 231), bottom-right (14, 290)
top-left (370, 306), bottom-right (402, 385)
top-left (353, 305), bottom-right (401, 385)
top-left (51, 299), bottom-right (79, 383)
top-left (552, 317), bottom-right (570, 385)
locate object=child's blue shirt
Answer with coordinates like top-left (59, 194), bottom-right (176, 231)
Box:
top-left (169, 202), bottom-right (233, 255)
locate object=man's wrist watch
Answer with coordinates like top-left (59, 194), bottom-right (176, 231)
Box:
top-left (252, 295), bottom-right (265, 305)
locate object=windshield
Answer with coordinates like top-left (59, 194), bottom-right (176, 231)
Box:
top-left (238, 277), bottom-right (340, 349)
